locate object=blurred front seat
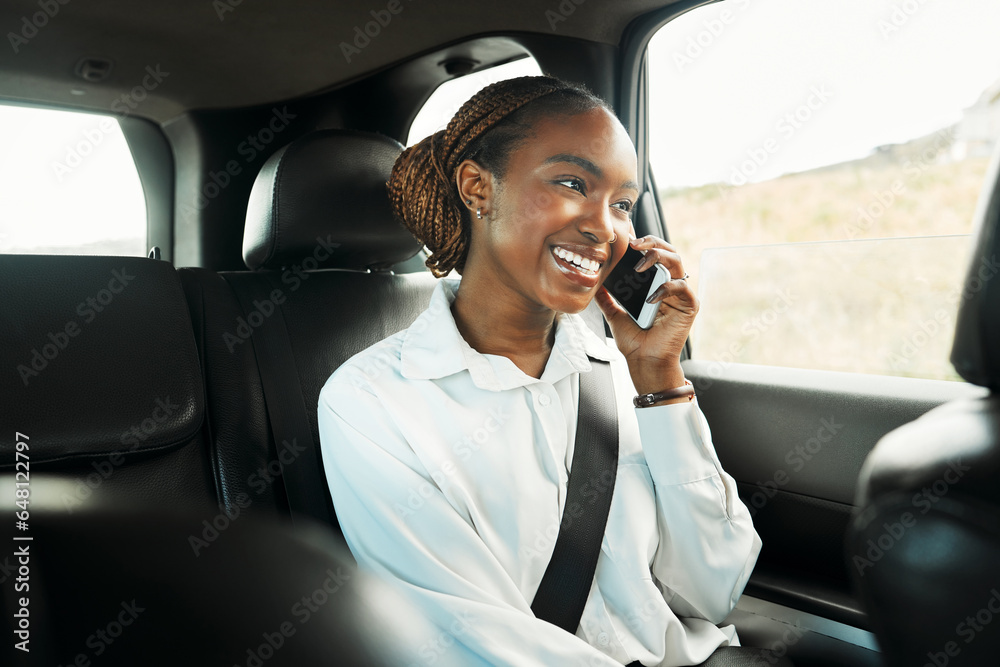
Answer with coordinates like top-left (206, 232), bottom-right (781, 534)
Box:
top-left (848, 145), bottom-right (1000, 666)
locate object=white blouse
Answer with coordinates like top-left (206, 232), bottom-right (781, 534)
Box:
top-left (318, 279), bottom-right (761, 667)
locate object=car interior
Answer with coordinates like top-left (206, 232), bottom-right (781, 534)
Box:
top-left (1, 0), bottom-right (999, 665)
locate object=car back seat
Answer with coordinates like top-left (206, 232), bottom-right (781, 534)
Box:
top-left (0, 495), bottom-right (440, 667)
top-left (0, 249), bottom-right (445, 665)
top-left (178, 129), bottom-right (437, 534)
top-left (0, 254), bottom-right (243, 512)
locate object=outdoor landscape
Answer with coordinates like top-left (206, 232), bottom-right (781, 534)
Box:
top-left (661, 128), bottom-right (993, 382)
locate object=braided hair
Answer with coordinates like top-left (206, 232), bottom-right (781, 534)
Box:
top-left (387, 75), bottom-right (611, 277)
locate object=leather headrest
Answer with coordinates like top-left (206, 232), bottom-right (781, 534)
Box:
top-left (242, 129), bottom-right (422, 272)
top-left (951, 143), bottom-right (1000, 390)
top-left (0, 255), bottom-right (204, 466)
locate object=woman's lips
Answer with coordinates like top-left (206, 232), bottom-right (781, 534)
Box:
top-left (550, 245), bottom-right (605, 288)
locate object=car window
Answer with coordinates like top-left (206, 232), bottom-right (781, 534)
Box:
top-left (0, 104), bottom-right (146, 256)
top-left (406, 57), bottom-right (543, 147)
top-left (648, 0), bottom-right (1000, 381)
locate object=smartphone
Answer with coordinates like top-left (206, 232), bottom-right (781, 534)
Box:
top-left (602, 245), bottom-right (670, 329)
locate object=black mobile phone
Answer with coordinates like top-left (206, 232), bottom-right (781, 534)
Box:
top-left (602, 245), bottom-right (669, 329)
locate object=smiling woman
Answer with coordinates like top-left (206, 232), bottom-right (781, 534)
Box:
top-left (317, 76), bottom-right (768, 667)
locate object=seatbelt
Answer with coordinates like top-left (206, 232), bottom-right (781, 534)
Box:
top-left (223, 272), bottom-right (334, 526)
top-left (530, 350), bottom-right (619, 634)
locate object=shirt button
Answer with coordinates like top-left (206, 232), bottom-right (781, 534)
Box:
top-left (597, 632), bottom-right (610, 646)
top-left (538, 394), bottom-right (551, 407)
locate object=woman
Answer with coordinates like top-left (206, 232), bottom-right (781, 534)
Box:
top-left (318, 76), bottom-right (762, 666)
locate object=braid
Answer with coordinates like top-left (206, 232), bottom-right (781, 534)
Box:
top-left (387, 75), bottom-right (609, 277)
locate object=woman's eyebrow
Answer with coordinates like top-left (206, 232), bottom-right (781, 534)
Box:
top-left (544, 153), bottom-right (639, 192)
top-left (544, 153), bottom-right (602, 178)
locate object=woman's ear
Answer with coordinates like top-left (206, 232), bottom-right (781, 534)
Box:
top-left (455, 159), bottom-right (492, 218)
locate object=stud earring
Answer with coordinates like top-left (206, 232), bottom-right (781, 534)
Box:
top-left (465, 199), bottom-right (472, 205)
top-left (476, 207), bottom-right (483, 220)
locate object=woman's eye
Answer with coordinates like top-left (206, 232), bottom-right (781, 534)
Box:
top-left (555, 178), bottom-right (586, 194)
top-left (612, 200), bottom-right (633, 213)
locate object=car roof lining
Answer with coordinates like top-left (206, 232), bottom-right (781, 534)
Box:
top-left (0, 0), bottom-right (682, 123)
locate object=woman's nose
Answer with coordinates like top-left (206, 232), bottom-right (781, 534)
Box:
top-left (579, 203), bottom-right (616, 244)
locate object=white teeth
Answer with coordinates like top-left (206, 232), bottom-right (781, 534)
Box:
top-left (552, 247), bottom-right (601, 275)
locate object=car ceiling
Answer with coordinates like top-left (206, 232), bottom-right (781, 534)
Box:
top-left (0, 0), bottom-right (679, 124)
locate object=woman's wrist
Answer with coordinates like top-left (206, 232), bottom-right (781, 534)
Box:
top-left (631, 361), bottom-right (686, 397)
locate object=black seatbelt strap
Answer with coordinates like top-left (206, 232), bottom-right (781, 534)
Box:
top-left (223, 272), bottom-right (334, 526)
top-left (530, 352), bottom-right (618, 633)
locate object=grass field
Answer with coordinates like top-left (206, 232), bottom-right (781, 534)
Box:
top-left (659, 154), bottom-right (992, 381)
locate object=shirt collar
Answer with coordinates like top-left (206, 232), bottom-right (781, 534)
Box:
top-left (400, 279), bottom-right (615, 391)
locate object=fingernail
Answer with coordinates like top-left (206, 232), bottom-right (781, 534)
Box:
top-left (634, 257), bottom-right (646, 271)
top-left (645, 288), bottom-right (661, 304)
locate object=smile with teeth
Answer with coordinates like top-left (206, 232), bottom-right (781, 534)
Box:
top-left (552, 247), bottom-right (602, 275)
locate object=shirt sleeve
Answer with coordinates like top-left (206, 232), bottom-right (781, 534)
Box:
top-left (318, 374), bottom-right (624, 667)
top-left (635, 399), bottom-right (762, 623)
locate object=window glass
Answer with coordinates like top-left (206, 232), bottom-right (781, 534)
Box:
top-left (648, 0), bottom-right (1000, 381)
top-left (406, 57), bottom-right (543, 147)
top-left (0, 104), bottom-right (146, 256)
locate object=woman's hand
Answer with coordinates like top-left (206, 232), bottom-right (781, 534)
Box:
top-left (594, 235), bottom-right (698, 399)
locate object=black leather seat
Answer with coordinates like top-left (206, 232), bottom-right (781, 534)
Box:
top-left (179, 129), bottom-right (438, 533)
top-left (848, 148), bottom-right (1000, 665)
top-left (0, 142), bottom-right (455, 662)
top-left (0, 254), bottom-right (235, 512)
top-left (0, 480), bottom-right (446, 667)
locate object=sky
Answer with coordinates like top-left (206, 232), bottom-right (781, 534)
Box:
top-left (647, 0), bottom-right (1000, 186)
top-left (2, 0), bottom-right (1000, 251)
top-left (0, 104), bottom-right (146, 253)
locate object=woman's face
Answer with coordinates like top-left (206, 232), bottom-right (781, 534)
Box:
top-left (466, 107), bottom-right (638, 315)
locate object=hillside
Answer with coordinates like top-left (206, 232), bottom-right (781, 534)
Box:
top-left (659, 147), bottom-right (992, 382)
